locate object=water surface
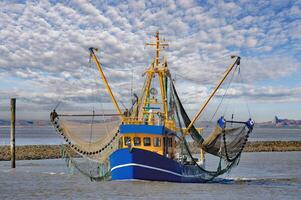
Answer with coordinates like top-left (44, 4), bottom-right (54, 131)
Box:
top-left (0, 152), bottom-right (300, 199)
top-left (0, 126), bottom-right (300, 146)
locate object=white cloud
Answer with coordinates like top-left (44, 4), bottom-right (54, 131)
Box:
top-left (0, 0), bottom-right (300, 120)
top-left (246, 37), bottom-right (258, 47)
top-left (290, 5), bottom-right (301, 16)
top-left (176, 0), bottom-right (195, 9)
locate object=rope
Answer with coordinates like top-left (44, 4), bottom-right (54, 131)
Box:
top-left (210, 65), bottom-right (238, 122)
top-left (88, 109), bottom-right (95, 177)
top-left (238, 66), bottom-right (252, 118)
top-left (171, 78), bottom-right (226, 181)
top-left (170, 75), bottom-right (251, 181)
top-left (61, 146), bottom-right (111, 181)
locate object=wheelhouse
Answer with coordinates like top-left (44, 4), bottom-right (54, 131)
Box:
top-left (119, 124), bottom-right (175, 158)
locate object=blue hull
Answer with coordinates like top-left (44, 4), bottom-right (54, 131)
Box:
top-left (109, 148), bottom-right (208, 183)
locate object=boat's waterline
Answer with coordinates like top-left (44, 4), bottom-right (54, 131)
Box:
top-left (111, 163), bottom-right (205, 178)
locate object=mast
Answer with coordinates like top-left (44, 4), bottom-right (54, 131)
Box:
top-left (186, 56), bottom-right (240, 132)
top-left (155, 31), bottom-right (159, 66)
top-left (146, 31), bottom-right (168, 67)
top-left (89, 47), bottom-right (123, 120)
top-left (141, 62), bottom-right (154, 117)
top-left (145, 31), bottom-right (169, 121)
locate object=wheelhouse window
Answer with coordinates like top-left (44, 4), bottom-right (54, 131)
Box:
top-left (168, 137), bottom-right (173, 147)
top-left (134, 137), bottom-right (141, 146)
top-left (124, 136), bottom-right (131, 146)
top-left (153, 137), bottom-right (161, 147)
top-left (118, 137), bottom-right (123, 148)
top-left (143, 137), bottom-right (151, 146)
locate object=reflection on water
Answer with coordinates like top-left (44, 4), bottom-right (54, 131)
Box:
top-left (250, 127), bottom-right (301, 141)
top-left (0, 152), bottom-right (300, 200)
top-left (0, 126), bottom-right (60, 145)
top-left (0, 126), bottom-right (301, 146)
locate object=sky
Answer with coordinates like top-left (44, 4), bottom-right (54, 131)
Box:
top-left (0, 0), bottom-right (300, 122)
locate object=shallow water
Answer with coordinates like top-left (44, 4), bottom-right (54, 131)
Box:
top-left (0, 126), bottom-right (300, 146)
top-left (0, 126), bottom-right (60, 145)
top-left (250, 127), bottom-right (301, 141)
top-left (0, 152), bottom-right (300, 200)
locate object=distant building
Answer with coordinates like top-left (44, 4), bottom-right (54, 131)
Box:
top-left (273, 115), bottom-right (301, 127)
top-left (274, 116), bottom-right (284, 124)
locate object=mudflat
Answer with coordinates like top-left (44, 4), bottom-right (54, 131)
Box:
top-left (1, 141), bottom-right (301, 161)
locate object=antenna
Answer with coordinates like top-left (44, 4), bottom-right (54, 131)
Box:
top-left (145, 31), bottom-right (169, 67)
top-left (130, 68), bottom-right (133, 103)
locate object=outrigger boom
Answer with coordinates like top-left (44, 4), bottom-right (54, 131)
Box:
top-left (89, 47), bottom-right (124, 120)
top-left (186, 55), bottom-right (241, 134)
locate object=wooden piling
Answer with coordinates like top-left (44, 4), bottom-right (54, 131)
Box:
top-left (10, 98), bottom-right (16, 168)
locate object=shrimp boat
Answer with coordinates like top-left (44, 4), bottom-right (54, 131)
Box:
top-left (50, 31), bottom-right (254, 183)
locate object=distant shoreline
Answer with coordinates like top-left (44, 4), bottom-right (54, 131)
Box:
top-left (0, 122), bottom-right (301, 128)
top-left (0, 141), bottom-right (301, 161)
top-left (0, 125), bottom-right (52, 128)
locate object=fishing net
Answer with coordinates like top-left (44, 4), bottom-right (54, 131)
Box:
top-left (51, 114), bottom-right (121, 161)
top-left (60, 144), bottom-right (112, 181)
top-left (50, 48), bottom-right (126, 180)
top-left (202, 124), bottom-right (249, 161)
top-left (170, 64), bottom-right (254, 181)
top-left (50, 111), bottom-right (122, 180)
top-left (172, 101), bottom-right (242, 181)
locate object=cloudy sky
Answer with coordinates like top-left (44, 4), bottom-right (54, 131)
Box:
top-left (0, 0), bottom-right (300, 121)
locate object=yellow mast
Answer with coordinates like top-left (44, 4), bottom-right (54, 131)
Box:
top-left (89, 47), bottom-right (123, 120)
top-left (145, 31), bottom-right (169, 122)
top-left (158, 70), bottom-right (168, 120)
top-left (141, 62), bottom-right (154, 116)
top-left (146, 31), bottom-right (168, 66)
top-left (186, 56), bottom-right (240, 133)
top-left (155, 31), bottom-right (159, 66)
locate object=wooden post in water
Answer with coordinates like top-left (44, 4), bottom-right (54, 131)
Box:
top-left (10, 98), bottom-right (16, 168)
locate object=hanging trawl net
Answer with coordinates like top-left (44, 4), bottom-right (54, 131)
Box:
top-left (170, 75), bottom-right (254, 181)
top-left (60, 144), bottom-right (112, 181)
top-left (202, 118), bottom-right (252, 162)
top-left (50, 109), bottom-right (121, 181)
top-left (49, 49), bottom-right (125, 180)
top-left (51, 113), bottom-right (121, 162)
top-left (172, 98), bottom-right (243, 181)
top-left (171, 81), bottom-right (204, 143)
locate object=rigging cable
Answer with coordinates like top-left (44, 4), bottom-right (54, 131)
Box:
top-left (210, 65), bottom-right (238, 122)
top-left (171, 77), bottom-right (230, 179)
top-left (237, 65), bottom-right (252, 118)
